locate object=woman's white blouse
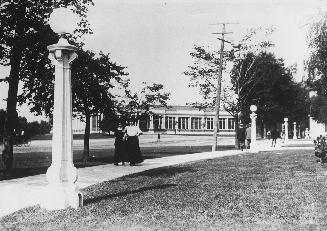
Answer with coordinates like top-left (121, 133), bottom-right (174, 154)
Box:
top-left (124, 126), bottom-right (142, 136)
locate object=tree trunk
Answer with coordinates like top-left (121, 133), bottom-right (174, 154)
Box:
top-left (260, 119), bottom-right (265, 138)
top-left (83, 112), bottom-right (91, 163)
top-left (234, 115), bottom-right (239, 149)
top-left (2, 41), bottom-right (23, 172)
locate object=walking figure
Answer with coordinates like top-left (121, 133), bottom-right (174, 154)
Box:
top-left (245, 124), bottom-right (251, 150)
top-left (238, 123), bottom-right (246, 151)
top-left (113, 123), bottom-right (128, 166)
top-left (157, 133), bottom-right (161, 142)
top-left (267, 130), bottom-right (271, 140)
top-left (271, 127), bottom-right (278, 147)
top-left (124, 120), bottom-right (143, 166)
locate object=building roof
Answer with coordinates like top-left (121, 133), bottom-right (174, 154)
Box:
top-left (151, 105), bottom-right (215, 112)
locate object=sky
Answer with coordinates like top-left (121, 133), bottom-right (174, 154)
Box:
top-left (0, 0), bottom-right (326, 121)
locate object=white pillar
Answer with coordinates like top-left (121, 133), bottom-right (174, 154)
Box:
top-left (284, 118), bottom-right (289, 144)
top-left (148, 114), bottom-right (154, 133)
top-left (201, 117), bottom-right (205, 130)
top-left (188, 117), bottom-right (192, 130)
top-left (162, 115), bottom-right (166, 129)
top-left (250, 112), bottom-right (257, 152)
top-left (175, 116), bottom-right (178, 133)
top-left (293, 122), bottom-right (297, 139)
top-left (149, 114), bottom-right (154, 129)
top-left (41, 38), bottom-right (81, 210)
top-left (249, 105), bottom-right (258, 152)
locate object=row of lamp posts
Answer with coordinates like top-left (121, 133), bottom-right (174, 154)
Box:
top-left (283, 118), bottom-right (300, 143)
top-left (247, 106), bottom-right (299, 152)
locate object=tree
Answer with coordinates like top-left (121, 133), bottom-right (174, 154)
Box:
top-left (0, 109), bottom-right (5, 137)
top-left (24, 120), bottom-right (51, 138)
top-left (71, 50), bottom-right (128, 162)
top-left (184, 28), bottom-right (274, 148)
top-left (99, 109), bottom-right (119, 134)
top-left (183, 45), bottom-right (222, 109)
top-left (231, 52), bottom-right (309, 134)
top-left (0, 0), bottom-right (94, 171)
top-left (124, 82), bottom-right (171, 123)
top-left (22, 48), bottom-right (129, 162)
top-left (185, 27), bottom-right (309, 147)
top-left (306, 12), bottom-right (327, 125)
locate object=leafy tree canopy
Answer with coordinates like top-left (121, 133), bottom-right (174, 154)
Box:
top-left (0, 0), bottom-right (94, 170)
top-left (306, 12), bottom-right (327, 124)
top-left (124, 82), bottom-right (171, 119)
top-left (100, 81), bottom-right (171, 132)
top-left (184, 27), bottom-right (309, 128)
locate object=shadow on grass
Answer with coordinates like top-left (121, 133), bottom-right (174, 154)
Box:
top-left (126, 166), bottom-right (197, 178)
top-left (84, 183), bottom-right (177, 205)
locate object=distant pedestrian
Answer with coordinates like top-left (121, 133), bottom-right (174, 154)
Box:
top-left (124, 120), bottom-right (143, 166)
top-left (245, 124), bottom-right (251, 150)
top-left (157, 133), bottom-right (161, 142)
top-left (113, 123), bottom-right (128, 166)
top-left (305, 128), bottom-right (310, 139)
top-left (271, 127), bottom-right (279, 147)
top-left (267, 130), bottom-right (271, 140)
top-left (238, 124), bottom-right (246, 151)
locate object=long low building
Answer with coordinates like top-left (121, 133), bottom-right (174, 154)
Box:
top-left (72, 114), bottom-right (102, 134)
top-left (140, 106), bottom-right (235, 135)
top-left (72, 105), bottom-right (236, 136)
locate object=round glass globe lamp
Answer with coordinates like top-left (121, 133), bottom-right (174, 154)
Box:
top-left (48, 7), bottom-right (78, 35)
top-left (250, 105), bottom-right (257, 112)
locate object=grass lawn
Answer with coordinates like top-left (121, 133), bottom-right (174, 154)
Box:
top-left (0, 144), bottom-right (233, 181)
top-left (31, 133), bottom-right (114, 140)
top-left (1, 148), bottom-right (326, 231)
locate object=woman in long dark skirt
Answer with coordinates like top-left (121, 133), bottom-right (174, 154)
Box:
top-left (124, 121), bottom-right (143, 166)
top-left (114, 123), bottom-right (128, 166)
top-left (238, 123), bottom-right (246, 151)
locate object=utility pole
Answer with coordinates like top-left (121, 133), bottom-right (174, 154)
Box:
top-left (211, 23), bottom-right (234, 152)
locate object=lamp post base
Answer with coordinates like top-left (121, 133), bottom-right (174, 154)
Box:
top-left (41, 183), bottom-right (83, 210)
top-left (41, 164), bottom-right (82, 210)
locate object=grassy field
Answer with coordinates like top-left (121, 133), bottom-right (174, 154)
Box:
top-left (1, 148), bottom-right (326, 231)
top-left (0, 144), bottom-right (234, 181)
top-left (31, 133), bottom-right (113, 140)
top-left (0, 134), bottom-right (236, 180)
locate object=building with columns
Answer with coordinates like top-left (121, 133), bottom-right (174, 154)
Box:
top-left (72, 114), bottom-right (102, 134)
top-left (140, 105), bottom-right (235, 135)
top-left (71, 106), bottom-right (235, 135)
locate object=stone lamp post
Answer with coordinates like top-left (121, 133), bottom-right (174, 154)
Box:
top-left (284, 118), bottom-right (289, 144)
top-left (41, 8), bottom-right (82, 210)
top-left (250, 105), bottom-right (258, 152)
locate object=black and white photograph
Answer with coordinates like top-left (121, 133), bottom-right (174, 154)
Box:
top-left (0, 0), bottom-right (326, 230)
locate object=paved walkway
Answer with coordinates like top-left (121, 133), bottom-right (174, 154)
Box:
top-left (0, 139), bottom-right (314, 217)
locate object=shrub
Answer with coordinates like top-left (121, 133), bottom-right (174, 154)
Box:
top-left (314, 135), bottom-right (327, 163)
